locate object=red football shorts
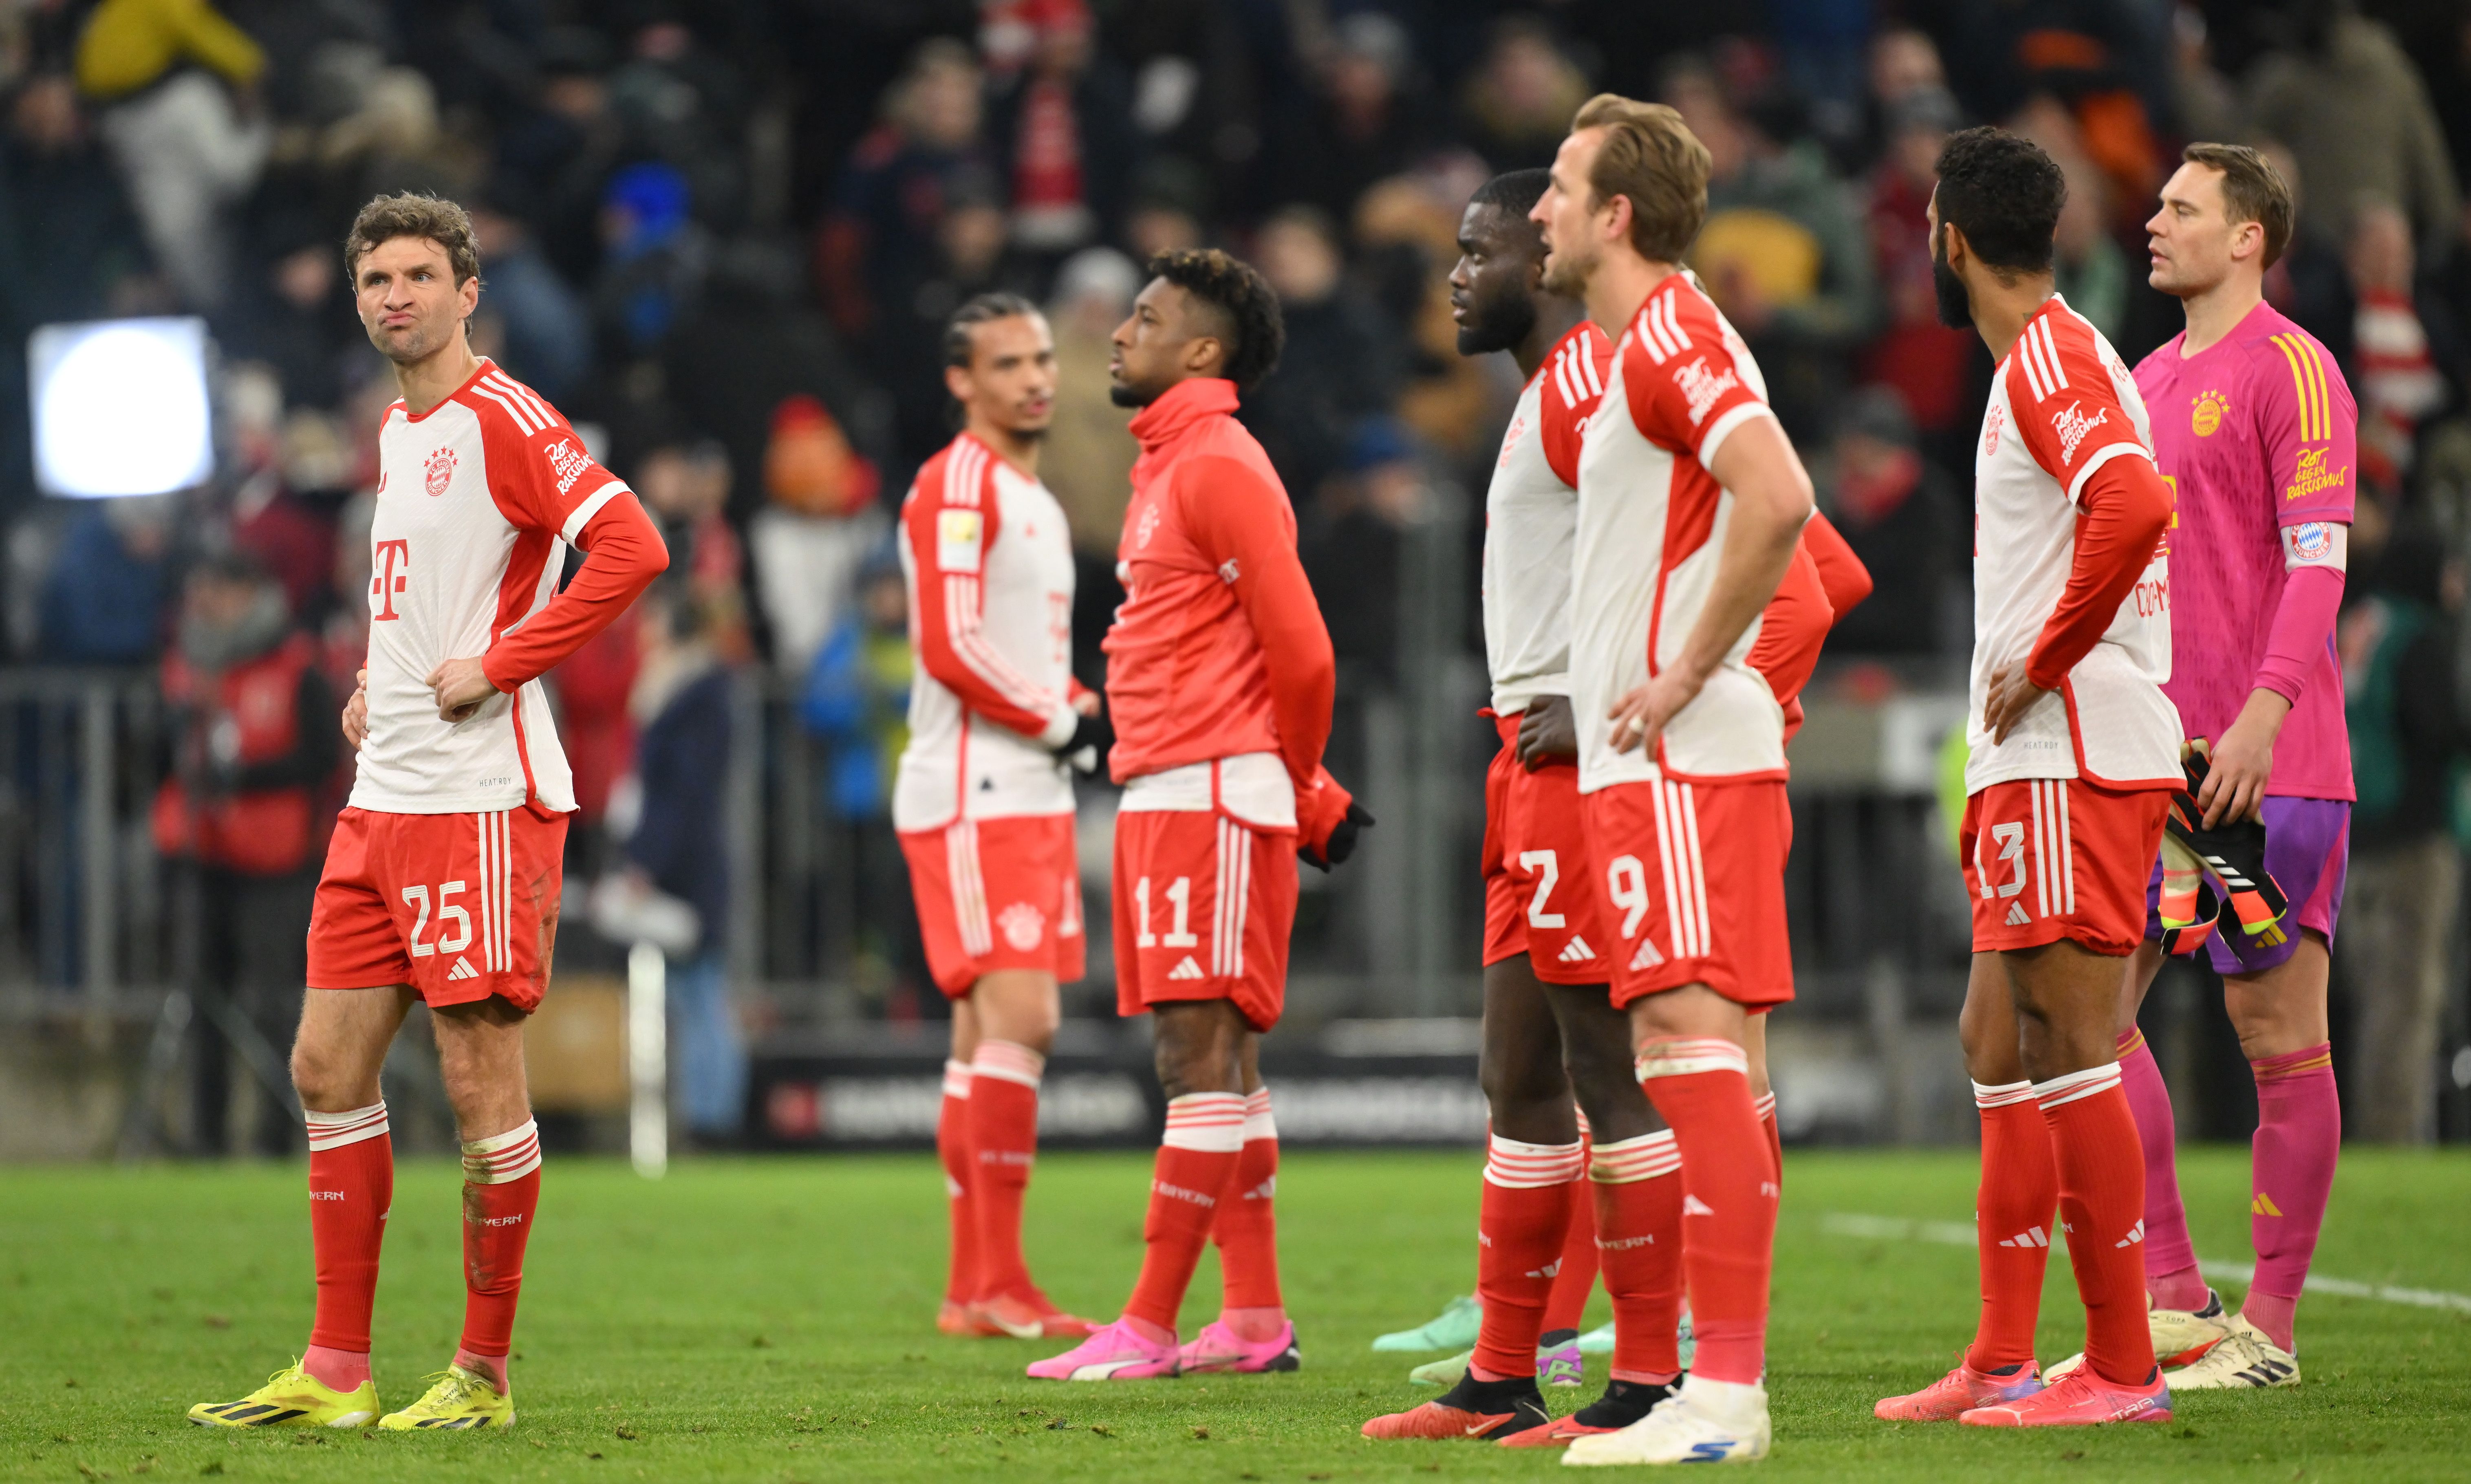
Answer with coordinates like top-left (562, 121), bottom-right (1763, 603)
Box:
top-left (897, 813), bottom-right (1087, 996)
top-left (1962, 775), bottom-right (2168, 956)
top-left (1579, 777), bottom-right (1793, 1011)
top-left (1112, 808), bottom-right (1298, 1032)
top-left (1482, 713), bottom-right (1611, 983)
top-left (307, 805), bottom-right (568, 1012)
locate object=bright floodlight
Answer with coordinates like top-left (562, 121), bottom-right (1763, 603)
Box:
top-left (28, 317), bottom-right (215, 498)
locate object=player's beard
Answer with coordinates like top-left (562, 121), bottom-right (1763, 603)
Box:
top-left (1108, 379), bottom-right (1159, 409)
top-left (1538, 242), bottom-right (1593, 301)
top-left (1456, 287), bottom-right (1537, 358)
top-left (1931, 235), bottom-right (1973, 330)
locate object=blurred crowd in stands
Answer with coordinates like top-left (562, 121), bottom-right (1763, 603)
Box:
top-left (7, 0), bottom-right (2471, 1129)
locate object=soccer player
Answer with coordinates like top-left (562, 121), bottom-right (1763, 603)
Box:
top-left (1360, 167), bottom-right (1650, 1442)
top-left (899, 293), bottom-right (1109, 1344)
top-left (1362, 169), bottom-right (1873, 1448)
top-left (1873, 128), bottom-right (2179, 1429)
top-left (1027, 248), bottom-right (1369, 1381)
top-left (2057, 144), bottom-right (2350, 1390)
top-left (1523, 95), bottom-right (1820, 1466)
top-left (189, 193), bottom-right (667, 1431)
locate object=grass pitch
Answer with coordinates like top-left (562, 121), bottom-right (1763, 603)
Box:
top-left (4, 1148), bottom-right (2467, 1482)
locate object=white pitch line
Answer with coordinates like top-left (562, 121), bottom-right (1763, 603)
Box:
top-left (1820, 1212), bottom-right (2471, 1314)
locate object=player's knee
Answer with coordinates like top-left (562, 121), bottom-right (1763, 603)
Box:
top-left (289, 1039), bottom-right (359, 1110)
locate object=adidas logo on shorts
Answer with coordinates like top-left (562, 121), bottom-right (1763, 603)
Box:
top-left (447, 957), bottom-right (480, 981)
top-left (1167, 956), bottom-right (1206, 981)
top-left (2005, 901), bottom-right (2032, 927)
top-left (1628, 938), bottom-right (1666, 971)
top-left (1558, 937), bottom-right (1597, 963)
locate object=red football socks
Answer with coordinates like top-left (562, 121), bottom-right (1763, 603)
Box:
top-left (937, 1061), bottom-right (979, 1306)
top-left (1590, 1130), bottom-right (1684, 1383)
top-left (1122, 1093), bottom-right (1244, 1334)
top-left (1468, 1134), bottom-right (1584, 1379)
top-left (967, 1040), bottom-right (1043, 1303)
top-left (302, 1102), bottom-right (391, 1390)
top-left (1636, 1040), bottom-right (1776, 1386)
top-left (1967, 1080), bottom-right (2057, 1370)
top-left (456, 1119), bottom-right (543, 1383)
top-left (1211, 1088), bottom-right (1285, 1319)
top-left (2246, 1041), bottom-right (2339, 1352)
top-left (2036, 1066), bottom-right (2156, 1386)
top-left (1541, 1143), bottom-right (1600, 1336)
top-left (2116, 1029), bottom-right (2206, 1311)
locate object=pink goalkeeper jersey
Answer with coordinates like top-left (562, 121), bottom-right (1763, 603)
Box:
top-left (2134, 301), bottom-right (2356, 801)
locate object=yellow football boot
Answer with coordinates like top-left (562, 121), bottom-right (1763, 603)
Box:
top-left (377, 1364), bottom-right (516, 1430)
top-left (187, 1361), bottom-right (380, 1428)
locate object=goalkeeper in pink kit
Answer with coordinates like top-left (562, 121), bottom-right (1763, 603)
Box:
top-left (2054, 143), bottom-right (2355, 1392)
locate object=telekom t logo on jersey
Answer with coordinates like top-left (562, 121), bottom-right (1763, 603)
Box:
top-left (372, 539), bottom-right (410, 621)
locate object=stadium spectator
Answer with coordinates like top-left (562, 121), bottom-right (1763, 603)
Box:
top-left (2348, 200), bottom-right (2453, 496)
top-left (2246, 2), bottom-right (2459, 260)
top-left (593, 161), bottom-right (708, 357)
top-left (2, 73), bottom-right (152, 328)
top-left (467, 201), bottom-right (592, 403)
top-left (1816, 388), bottom-right (1955, 657)
top-left (748, 395), bottom-right (888, 678)
top-left (2169, 4), bottom-right (2244, 147)
top-left (1857, 86), bottom-right (1975, 454)
top-left (74, 0), bottom-right (270, 310)
top-left (1456, 17), bottom-right (1592, 172)
top-left (2338, 525), bottom-right (2471, 1143)
top-left (1245, 205), bottom-right (1406, 500)
top-left (1664, 55), bottom-right (1880, 440)
top-left (814, 38), bottom-right (994, 345)
top-left (152, 552), bottom-right (331, 1156)
top-left (1040, 247), bottom-right (1143, 683)
top-left (40, 495), bottom-right (171, 663)
top-left (1264, 11), bottom-right (1437, 218)
top-left (985, 0), bottom-right (1137, 257)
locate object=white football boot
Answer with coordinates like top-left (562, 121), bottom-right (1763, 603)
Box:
top-left (1563, 1374), bottom-right (1770, 1466)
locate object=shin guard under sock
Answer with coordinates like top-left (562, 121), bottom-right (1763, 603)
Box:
top-left (457, 1119), bottom-right (543, 1372)
top-left (967, 1040), bottom-right (1044, 1302)
top-left (2036, 1066), bottom-right (2156, 1386)
top-left (1541, 1155), bottom-right (1600, 1334)
top-left (1967, 1081), bottom-right (2058, 1370)
top-left (1211, 1088), bottom-right (1284, 1313)
top-left (1470, 1133), bottom-right (1583, 1378)
top-left (2245, 1042), bottom-right (2339, 1352)
top-left (304, 1103), bottom-right (392, 1384)
top-left (1122, 1093), bottom-right (1244, 1334)
top-left (1591, 1130), bottom-right (1684, 1384)
top-left (2116, 1029), bottom-right (2204, 1310)
top-left (1636, 1040), bottom-right (1775, 1386)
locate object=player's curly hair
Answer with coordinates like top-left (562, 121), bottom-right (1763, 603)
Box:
top-left (1147, 247), bottom-right (1285, 391)
top-left (345, 192), bottom-right (483, 286)
top-left (1932, 127), bottom-right (2064, 276)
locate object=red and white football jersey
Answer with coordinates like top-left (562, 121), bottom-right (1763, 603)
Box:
top-left (893, 432), bottom-right (1079, 832)
top-left (1967, 296), bottom-right (2178, 791)
top-left (1571, 272), bottom-right (1785, 793)
top-left (353, 360), bottom-right (631, 815)
top-left (1482, 321), bottom-right (1612, 716)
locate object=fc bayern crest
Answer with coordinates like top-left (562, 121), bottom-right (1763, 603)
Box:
top-left (423, 446), bottom-right (457, 496)
top-left (997, 902), bottom-right (1046, 951)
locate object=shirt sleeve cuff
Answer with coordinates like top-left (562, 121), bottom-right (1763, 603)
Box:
top-left (1037, 707), bottom-right (1079, 749)
top-left (561, 480), bottom-right (630, 543)
top-left (2065, 443), bottom-right (2151, 507)
top-left (1695, 401), bottom-right (1774, 469)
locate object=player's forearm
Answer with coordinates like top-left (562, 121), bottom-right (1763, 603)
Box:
top-left (917, 636), bottom-right (1075, 746)
top-left (2024, 457), bottom-right (2170, 692)
top-left (1243, 562), bottom-right (1337, 784)
top-left (483, 493), bottom-right (670, 692)
top-left (1801, 509), bottom-right (1874, 621)
top-left (1671, 487), bottom-right (1808, 691)
top-left (2253, 561), bottom-right (2344, 706)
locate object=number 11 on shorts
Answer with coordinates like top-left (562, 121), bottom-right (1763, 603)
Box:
top-left (1132, 876), bottom-right (1200, 949)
